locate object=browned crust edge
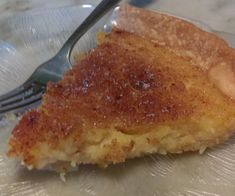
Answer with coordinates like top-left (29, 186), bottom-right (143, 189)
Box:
top-left (117, 5), bottom-right (235, 100)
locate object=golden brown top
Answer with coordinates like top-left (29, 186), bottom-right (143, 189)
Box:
top-left (43, 30), bottom-right (213, 130)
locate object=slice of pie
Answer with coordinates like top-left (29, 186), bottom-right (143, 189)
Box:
top-left (7, 5), bottom-right (235, 170)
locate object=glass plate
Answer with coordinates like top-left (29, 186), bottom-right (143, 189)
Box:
top-left (0, 2), bottom-right (235, 196)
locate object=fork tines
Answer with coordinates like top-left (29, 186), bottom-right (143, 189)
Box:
top-left (0, 82), bottom-right (45, 116)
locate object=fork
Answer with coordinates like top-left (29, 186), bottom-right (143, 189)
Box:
top-left (0, 0), bottom-right (120, 117)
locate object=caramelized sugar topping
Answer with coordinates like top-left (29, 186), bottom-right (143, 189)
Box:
top-left (42, 30), bottom-right (216, 130)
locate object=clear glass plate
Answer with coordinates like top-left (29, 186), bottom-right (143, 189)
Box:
top-left (0, 2), bottom-right (235, 196)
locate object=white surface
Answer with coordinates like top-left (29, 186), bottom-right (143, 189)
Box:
top-left (0, 0), bottom-right (235, 34)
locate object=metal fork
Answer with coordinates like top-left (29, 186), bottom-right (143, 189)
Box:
top-left (0, 0), bottom-right (120, 117)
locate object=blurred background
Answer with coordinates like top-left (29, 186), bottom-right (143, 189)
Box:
top-left (0, 0), bottom-right (235, 34)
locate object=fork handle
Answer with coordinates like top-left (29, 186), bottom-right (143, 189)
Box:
top-left (59, 0), bottom-right (121, 59)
